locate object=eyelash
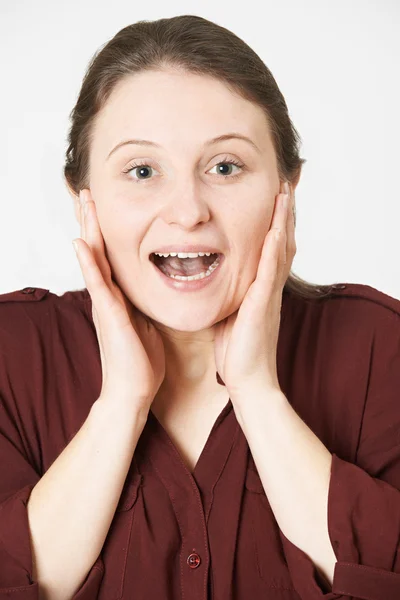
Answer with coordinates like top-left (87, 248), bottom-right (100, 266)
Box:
top-left (121, 155), bottom-right (246, 183)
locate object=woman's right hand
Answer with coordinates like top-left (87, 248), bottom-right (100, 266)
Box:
top-left (72, 188), bottom-right (166, 415)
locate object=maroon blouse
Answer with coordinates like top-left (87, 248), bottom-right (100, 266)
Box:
top-left (0, 282), bottom-right (400, 599)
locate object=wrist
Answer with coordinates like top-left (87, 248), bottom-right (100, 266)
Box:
top-left (92, 394), bottom-right (150, 430)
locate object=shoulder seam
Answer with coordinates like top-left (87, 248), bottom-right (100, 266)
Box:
top-left (328, 283), bottom-right (400, 318)
top-left (0, 287), bottom-right (50, 303)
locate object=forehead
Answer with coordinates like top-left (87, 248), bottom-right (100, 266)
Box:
top-left (91, 69), bottom-right (272, 156)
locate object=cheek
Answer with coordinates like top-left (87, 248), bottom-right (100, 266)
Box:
top-left (235, 244), bottom-right (262, 283)
top-left (98, 207), bottom-right (138, 241)
top-left (238, 210), bottom-right (270, 255)
top-left (97, 214), bottom-right (120, 242)
top-left (233, 220), bottom-right (270, 286)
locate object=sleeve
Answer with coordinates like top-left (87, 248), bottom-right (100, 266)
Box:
top-left (0, 395), bottom-right (105, 599)
top-left (0, 293), bottom-right (105, 597)
top-left (278, 306), bottom-right (400, 600)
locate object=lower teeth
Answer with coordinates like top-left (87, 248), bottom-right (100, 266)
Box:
top-left (164, 256), bottom-right (221, 281)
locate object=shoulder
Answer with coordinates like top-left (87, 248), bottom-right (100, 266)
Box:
top-left (285, 282), bottom-right (400, 330)
top-left (0, 287), bottom-right (53, 344)
top-left (321, 283), bottom-right (400, 339)
top-left (0, 286), bottom-right (91, 306)
top-left (283, 283), bottom-right (400, 459)
top-left (0, 286), bottom-right (50, 304)
top-left (283, 281), bottom-right (399, 379)
top-left (323, 282), bottom-right (400, 317)
top-left (0, 286), bottom-right (90, 312)
top-left (0, 285), bottom-right (94, 405)
top-left (0, 287), bottom-right (96, 473)
top-left (0, 286), bottom-right (92, 347)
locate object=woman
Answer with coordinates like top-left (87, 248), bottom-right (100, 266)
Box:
top-left (0, 14), bottom-right (399, 600)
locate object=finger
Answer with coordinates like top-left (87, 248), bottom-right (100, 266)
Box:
top-left (73, 239), bottom-right (117, 384)
top-left (255, 193), bottom-right (286, 288)
top-left (282, 193), bottom-right (289, 265)
top-left (74, 237), bottom-right (135, 342)
top-left (79, 193), bottom-right (144, 333)
top-left (287, 194), bottom-right (296, 258)
top-left (271, 192), bottom-right (287, 232)
top-left (81, 189), bottom-right (113, 288)
top-left (80, 199), bottom-right (86, 241)
top-left (271, 193), bottom-right (287, 265)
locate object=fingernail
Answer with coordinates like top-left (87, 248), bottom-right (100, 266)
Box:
top-left (72, 240), bottom-right (79, 254)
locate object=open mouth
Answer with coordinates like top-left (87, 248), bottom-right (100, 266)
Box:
top-left (149, 252), bottom-right (223, 280)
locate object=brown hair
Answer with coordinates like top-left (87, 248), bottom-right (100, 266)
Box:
top-left (64, 14), bottom-right (339, 301)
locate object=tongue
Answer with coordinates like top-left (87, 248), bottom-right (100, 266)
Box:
top-left (158, 255), bottom-right (216, 277)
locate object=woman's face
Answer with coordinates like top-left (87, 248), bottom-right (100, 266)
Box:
top-left (81, 68), bottom-right (282, 333)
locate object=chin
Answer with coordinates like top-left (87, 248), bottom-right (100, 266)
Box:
top-left (150, 312), bottom-right (221, 333)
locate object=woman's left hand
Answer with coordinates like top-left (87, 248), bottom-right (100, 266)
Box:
top-left (214, 182), bottom-right (296, 397)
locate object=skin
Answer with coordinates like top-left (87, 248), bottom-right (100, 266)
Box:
top-left (70, 68), bottom-right (299, 402)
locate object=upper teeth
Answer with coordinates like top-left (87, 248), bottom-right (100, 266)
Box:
top-left (154, 252), bottom-right (216, 258)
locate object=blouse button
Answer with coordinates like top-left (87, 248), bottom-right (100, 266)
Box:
top-left (187, 553), bottom-right (201, 569)
top-left (21, 287), bottom-right (36, 294)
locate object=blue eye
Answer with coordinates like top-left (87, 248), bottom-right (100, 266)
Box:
top-left (121, 156), bottom-right (245, 183)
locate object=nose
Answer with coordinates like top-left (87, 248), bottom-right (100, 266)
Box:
top-left (160, 178), bottom-right (212, 230)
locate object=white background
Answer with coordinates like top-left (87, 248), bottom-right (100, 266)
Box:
top-left (1, 0), bottom-right (399, 300)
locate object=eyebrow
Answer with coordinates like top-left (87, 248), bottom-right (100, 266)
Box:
top-left (106, 132), bottom-right (261, 160)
